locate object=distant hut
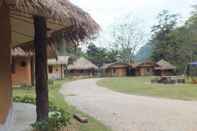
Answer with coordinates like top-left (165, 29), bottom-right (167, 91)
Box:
top-left (101, 62), bottom-right (129, 77)
top-left (11, 44), bottom-right (57, 86)
top-left (68, 57), bottom-right (98, 77)
top-left (154, 59), bottom-right (176, 76)
top-left (11, 47), bottom-right (34, 86)
top-left (135, 61), bottom-right (155, 76)
top-left (48, 56), bottom-right (70, 80)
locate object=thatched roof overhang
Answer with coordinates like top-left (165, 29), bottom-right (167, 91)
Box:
top-left (48, 56), bottom-right (70, 65)
top-left (3, 0), bottom-right (100, 47)
top-left (11, 47), bottom-right (33, 57)
top-left (13, 42), bottom-right (58, 59)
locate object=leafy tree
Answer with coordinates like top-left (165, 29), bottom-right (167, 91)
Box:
top-left (150, 9), bottom-right (197, 72)
top-left (86, 43), bottom-right (117, 66)
top-left (151, 10), bottom-right (179, 61)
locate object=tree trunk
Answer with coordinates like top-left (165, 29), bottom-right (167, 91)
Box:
top-left (33, 16), bottom-right (48, 121)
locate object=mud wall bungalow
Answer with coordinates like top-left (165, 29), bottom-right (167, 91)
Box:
top-left (67, 57), bottom-right (98, 77)
top-left (101, 62), bottom-right (129, 77)
top-left (11, 48), bottom-right (34, 86)
top-left (48, 56), bottom-right (69, 80)
top-left (134, 61), bottom-right (155, 76)
top-left (154, 59), bottom-right (176, 76)
top-left (11, 45), bottom-right (57, 86)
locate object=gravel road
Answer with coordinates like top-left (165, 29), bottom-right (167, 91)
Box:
top-left (60, 78), bottom-right (197, 131)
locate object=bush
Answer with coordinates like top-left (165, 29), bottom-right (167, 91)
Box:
top-left (32, 110), bottom-right (70, 131)
top-left (13, 96), bottom-right (71, 131)
top-left (13, 96), bottom-right (36, 104)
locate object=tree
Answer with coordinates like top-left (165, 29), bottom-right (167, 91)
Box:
top-left (111, 15), bottom-right (145, 63)
top-left (86, 43), bottom-right (117, 66)
top-left (150, 9), bottom-right (197, 72)
top-left (151, 10), bottom-right (179, 61)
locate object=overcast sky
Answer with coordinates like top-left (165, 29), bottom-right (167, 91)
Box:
top-left (72, 0), bottom-right (197, 47)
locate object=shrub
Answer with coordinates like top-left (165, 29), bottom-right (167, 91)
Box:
top-left (13, 96), bottom-right (36, 104)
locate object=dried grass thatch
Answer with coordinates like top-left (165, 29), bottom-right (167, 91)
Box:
top-left (11, 47), bottom-right (33, 57)
top-left (4, 0), bottom-right (100, 47)
top-left (155, 59), bottom-right (176, 70)
top-left (68, 57), bottom-right (98, 70)
top-left (101, 62), bottom-right (129, 70)
top-left (13, 42), bottom-right (57, 58)
top-left (48, 56), bottom-right (70, 65)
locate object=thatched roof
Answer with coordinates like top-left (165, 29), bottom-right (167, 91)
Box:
top-left (68, 57), bottom-right (98, 70)
top-left (11, 47), bottom-right (33, 57)
top-left (13, 43), bottom-right (57, 58)
top-left (155, 59), bottom-right (176, 70)
top-left (135, 61), bottom-right (155, 68)
top-left (4, 0), bottom-right (100, 47)
top-left (48, 56), bottom-right (70, 65)
top-left (101, 62), bottom-right (129, 70)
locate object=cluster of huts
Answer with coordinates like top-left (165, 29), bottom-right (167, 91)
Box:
top-left (11, 46), bottom-right (99, 86)
top-left (12, 46), bottom-right (176, 86)
top-left (100, 60), bottom-right (176, 77)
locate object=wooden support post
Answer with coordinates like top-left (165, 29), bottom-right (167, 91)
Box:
top-left (0, 2), bottom-right (12, 124)
top-left (34, 16), bottom-right (49, 121)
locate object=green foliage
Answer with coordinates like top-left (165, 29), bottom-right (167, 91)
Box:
top-left (85, 43), bottom-right (118, 66)
top-left (150, 9), bottom-right (197, 73)
top-left (13, 96), bottom-right (36, 104)
top-left (31, 120), bottom-right (49, 131)
top-left (151, 10), bottom-right (179, 61)
top-left (31, 109), bottom-right (70, 131)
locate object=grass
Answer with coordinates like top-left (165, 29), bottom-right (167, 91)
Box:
top-left (97, 77), bottom-right (197, 101)
top-left (13, 78), bottom-right (111, 131)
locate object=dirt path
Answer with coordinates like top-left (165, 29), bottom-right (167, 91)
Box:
top-left (60, 78), bottom-right (197, 131)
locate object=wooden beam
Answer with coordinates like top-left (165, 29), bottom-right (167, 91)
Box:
top-left (0, 1), bottom-right (12, 124)
top-left (34, 16), bottom-right (49, 121)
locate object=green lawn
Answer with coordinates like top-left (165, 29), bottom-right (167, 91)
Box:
top-left (13, 78), bottom-right (111, 131)
top-left (97, 77), bottom-right (197, 101)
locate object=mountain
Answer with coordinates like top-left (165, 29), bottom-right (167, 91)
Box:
top-left (135, 44), bottom-right (152, 62)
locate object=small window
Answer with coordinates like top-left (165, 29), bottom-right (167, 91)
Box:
top-left (20, 61), bottom-right (27, 67)
top-left (49, 66), bottom-right (53, 73)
